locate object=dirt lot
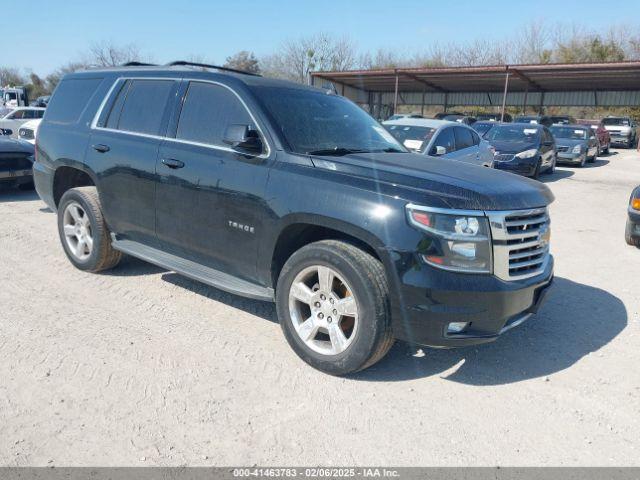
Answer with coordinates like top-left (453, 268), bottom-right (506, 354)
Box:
top-left (1, 149), bottom-right (639, 467)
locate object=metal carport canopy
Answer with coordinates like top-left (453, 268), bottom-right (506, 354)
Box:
top-left (310, 61), bottom-right (640, 112)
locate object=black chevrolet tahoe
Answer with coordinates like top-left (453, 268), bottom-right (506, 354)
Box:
top-left (33, 63), bottom-right (554, 375)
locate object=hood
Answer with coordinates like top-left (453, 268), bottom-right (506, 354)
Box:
top-left (311, 152), bottom-right (554, 211)
top-left (0, 136), bottom-right (35, 155)
top-left (555, 138), bottom-right (586, 147)
top-left (487, 139), bottom-right (538, 154)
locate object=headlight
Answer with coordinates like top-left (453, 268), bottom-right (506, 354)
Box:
top-left (515, 149), bottom-right (538, 159)
top-left (572, 145), bottom-right (582, 154)
top-left (406, 205), bottom-right (492, 273)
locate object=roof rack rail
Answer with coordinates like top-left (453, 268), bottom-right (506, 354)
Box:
top-left (165, 60), bottom-right (261, 77)
top-left (121, 61), bottom-right (157, 67)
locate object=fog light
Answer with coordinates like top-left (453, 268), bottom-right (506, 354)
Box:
top-left (447, 322), bottom-right (469, 334)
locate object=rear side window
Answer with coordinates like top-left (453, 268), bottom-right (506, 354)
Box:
top-left (45, 78), bottom-right (103, 125)
top-left (176, 82), bottom-right (252, 146)
top-left (454, 127), bottom-right (475, 150)
top-left (109, 80), bottom-right (174, 136)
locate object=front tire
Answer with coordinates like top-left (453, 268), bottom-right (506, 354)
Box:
top-left (57, 186), bottom-right (122, 272)
top-left (276, 240), bottom-right (394, 376)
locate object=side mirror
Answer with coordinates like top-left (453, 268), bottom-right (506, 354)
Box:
top-left (434, 145), bottom-right (447, 156)
top-left (223, 124), bottom-right (263, 154)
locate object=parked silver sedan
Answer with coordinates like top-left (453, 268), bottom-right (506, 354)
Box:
top-left (383, 118), bottom-right (494, 167)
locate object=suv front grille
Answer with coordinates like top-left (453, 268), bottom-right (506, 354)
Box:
top-left (557, 145), bottom-right (569, 152)
top-left (487, 208), bottom-right (551, 281)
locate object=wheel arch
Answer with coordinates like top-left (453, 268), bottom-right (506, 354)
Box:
top-left (267, 213), bottom-right (393, 291)
top-left (52, 163), bottom-right (98, 207)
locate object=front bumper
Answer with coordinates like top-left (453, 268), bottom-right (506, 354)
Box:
top-left (626, 209), bottom-right (640, 246)
top-left (0, 166), bottom-right (33, 186)
top-left (391, 256), bottom-right (554, 348)
top-left (493, 158), bottom-right (537, 177)
top-left (557, 152), bottom-right (585, 164)
top-left (609, 134), bottom-right (633, 146)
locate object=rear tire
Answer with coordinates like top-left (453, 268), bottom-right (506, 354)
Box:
top-left (276, 240), bottom-right (394, 376)
top-left (57, 186), bottom-right (122, 272)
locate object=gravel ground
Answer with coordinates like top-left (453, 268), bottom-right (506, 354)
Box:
top-left (0, 149), bottom-right (639, 467)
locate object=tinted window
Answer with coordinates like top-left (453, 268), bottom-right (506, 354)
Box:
top-left (472, 122), bottom-right (494, 137)
top-left (454, 127), bottom-right (475, 149)
top-left (105, 81), bottom-right (130, 129)
top-left (431, 127), bottom-right (455, 154)
top-left (176, 82), bottom-right (253, 146)
top-left (46, 77), bottom-right (103, 125)
top-left (115, 80), bottom-right (174, 135)
top-left (35, 110), bottom-right (45, 118)
top-left (550, 126), bottom-right (588, 140)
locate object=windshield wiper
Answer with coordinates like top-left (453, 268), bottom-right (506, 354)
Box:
top-left (370, 147), bottom-right (405, 153)
top-left (306, 147), bottom-right (371, 156)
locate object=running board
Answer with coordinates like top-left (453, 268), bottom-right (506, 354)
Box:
top-left (111, 238), bottom-right (274, 301)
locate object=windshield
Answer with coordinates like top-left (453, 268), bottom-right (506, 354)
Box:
top-left (253, 87), bottom-right (405, 154)
top-left (550, 116), bottom-right (572, 125)
top-left (550, 126), bottom-right (588, 140)
top-left (485, 125), bottom-right (540, 142)
top-left (384, 124), bottom-right (436, 152)
top-left (602, 118), bottom-right (630, 126)
top-left (473, 122), bottom-right (494, 137)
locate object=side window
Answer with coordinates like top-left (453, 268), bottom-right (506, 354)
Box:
top-left (24, 110), bottom-right (37, 119)
top-left (9, 110), bottom-right (25, 119)
top-left (114, 80), bottom-right (174, 136)
top-left (470, 129), bottom-right (480, 145)
top-left (454, 126), bottom-right (475, 150)
top-left (45, 77), bottom-right (103, 125)
top-left (430, 127), bottom-right (455, 154)
top-left (36, 110), bottom-right (45, 119)
top-left (176, 82), bottom-right (253, 147)
top-left (104, 81), bottom-right (130, 129)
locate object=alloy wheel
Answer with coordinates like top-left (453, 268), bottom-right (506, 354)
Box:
top-left (62, 201), bottom-right (93, 261)
top-left (288, 265), bottom-right (359, 355)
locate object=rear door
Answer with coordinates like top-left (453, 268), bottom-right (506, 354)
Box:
top-left (155, 80), bottom-right (273, 281)
top-left (86, 78), bottom-right (178, 247)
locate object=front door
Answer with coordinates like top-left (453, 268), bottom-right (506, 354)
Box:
top-left (155, 80), bottom-right (273, 282)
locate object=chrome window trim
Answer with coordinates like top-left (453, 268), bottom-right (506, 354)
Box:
top-left (89, 76), bottom-right (272, 159)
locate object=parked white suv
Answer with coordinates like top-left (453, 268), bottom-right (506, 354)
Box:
top-left (602, 116), bottom-right (637, 148)
top-left (18, 119), bottom-right (41, 144)
top-left (0, 107), bottom-right (45, 138)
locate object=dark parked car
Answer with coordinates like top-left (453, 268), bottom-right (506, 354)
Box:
top-left (578, 120), bottom-right (610, 154)
top-left (625, 186), bottom-right (640, 248)
top-left (549, 115), bottom-right (577, 125)
top-left (484, 123), bottom-right (557, 178)
top-left (602, 116), bottom-right (637, 148)
top-left (472, 120), bottom-right (498, 137)
top-left (0, 134), bottom-right (35, 189)
top-left (33, 63), bottom-right (554, 375)
top-left (514, 115), bottom-right (553, 127)
top-left (433, 111), bottom-right (465, 119)
top-left (549, 125), bottom-right (598, 167)
top-left (476, 112), bottom-right (512, 122)
top-left (441, 114), bottom-right (476, 125)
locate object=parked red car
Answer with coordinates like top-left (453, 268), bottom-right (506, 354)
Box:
top-left (578, 119), bottom-right (611, 154)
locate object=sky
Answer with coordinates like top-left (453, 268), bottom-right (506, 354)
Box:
top-left (5, 0), bottom-right (639, 75)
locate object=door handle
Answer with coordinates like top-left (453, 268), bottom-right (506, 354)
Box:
top-left (92, 144), bottom-right (110, 153)
top-left (161, 158), bottom-right (185, 169)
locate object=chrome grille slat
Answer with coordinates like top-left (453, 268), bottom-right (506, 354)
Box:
top-left (487, 207), bottom-right (551, 281)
